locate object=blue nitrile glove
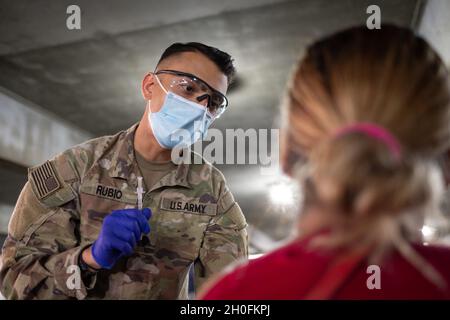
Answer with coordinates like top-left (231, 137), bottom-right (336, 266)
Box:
top-left (91, 208), bottom-right (151, 269)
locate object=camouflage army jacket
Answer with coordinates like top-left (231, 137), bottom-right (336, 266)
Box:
top-left (0, 123), bottom-right (248, 299)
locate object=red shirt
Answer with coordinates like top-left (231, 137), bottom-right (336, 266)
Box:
top-left (202, 237), bottom-right (450, 300)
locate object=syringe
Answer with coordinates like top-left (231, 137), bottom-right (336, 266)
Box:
top-left (136, 176), bottom-right (148, 241)
top-left (137, 176), bottom-right (144, 210)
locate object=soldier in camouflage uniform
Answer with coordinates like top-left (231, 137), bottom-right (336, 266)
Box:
top-left (0, 42), bottom-right (248, 299)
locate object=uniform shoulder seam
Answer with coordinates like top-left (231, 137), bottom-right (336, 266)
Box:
top-left (58, 130), bottom-right (125, 181)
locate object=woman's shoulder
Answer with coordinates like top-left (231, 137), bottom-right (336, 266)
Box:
top-left (200, 241), bottom-right (295, 299)
top-left (201, 238), bottom-right (332, 300)
top-left (414, 242), bottom-right (450, 255)
top-left (232, 238), bottom-right (329, 277)
top-left (412, 242), bottom-right (450, 274)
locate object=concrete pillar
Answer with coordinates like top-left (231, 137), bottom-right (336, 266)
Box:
top-left (418, 0), bottom-right (450, 65)
top-left (0, 204), bottom-right (13, 234)
top-left (0, 86), bottom-right (92, 168)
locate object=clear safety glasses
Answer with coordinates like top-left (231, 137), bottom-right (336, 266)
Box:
top-left (154, 69), bottom-right (228, 118)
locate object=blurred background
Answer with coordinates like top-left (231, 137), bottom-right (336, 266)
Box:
top-left (1, 0), bottom-right (450, 257)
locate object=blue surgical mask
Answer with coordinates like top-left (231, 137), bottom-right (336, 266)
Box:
top-left (148, 76), bottom-right (213, 149)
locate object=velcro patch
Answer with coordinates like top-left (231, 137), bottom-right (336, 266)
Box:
top-left (95, 184), bottom-right (123, 201)
top-left (29, 161), bottom-right (61, 200)
top-left (79, 184), bottom-right (137, 204)
top-left (160, 197), bottom-right (217, 216)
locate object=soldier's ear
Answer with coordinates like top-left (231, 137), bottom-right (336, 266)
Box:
top-left (141, 73), bottom-right (154, 100)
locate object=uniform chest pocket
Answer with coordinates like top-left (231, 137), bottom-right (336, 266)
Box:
top-left (153, 196), bottom-right (217, 259)
top-left (160, 197), bottom-right (217, 216)
top-left (79, 184), bottom-right (138, 243)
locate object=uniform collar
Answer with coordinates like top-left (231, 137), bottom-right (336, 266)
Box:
top-left (108, 122), bottom-right (192, 190)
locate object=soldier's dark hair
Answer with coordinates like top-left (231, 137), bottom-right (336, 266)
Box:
top-left (157, 42), bottom-right (236, 85)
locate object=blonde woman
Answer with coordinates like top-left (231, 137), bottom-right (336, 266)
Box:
top-left (201, 24), bottom-right (450, 299)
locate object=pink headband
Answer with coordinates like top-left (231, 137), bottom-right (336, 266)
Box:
top-left (334, 123), bottom-right (402, 160)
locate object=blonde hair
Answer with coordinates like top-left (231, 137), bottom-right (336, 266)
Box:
top-left (281, 25), bottom-right (450, 288)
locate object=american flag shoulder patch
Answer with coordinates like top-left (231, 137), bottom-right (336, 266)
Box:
top-left (29, 161), bottom-right (62, 200)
